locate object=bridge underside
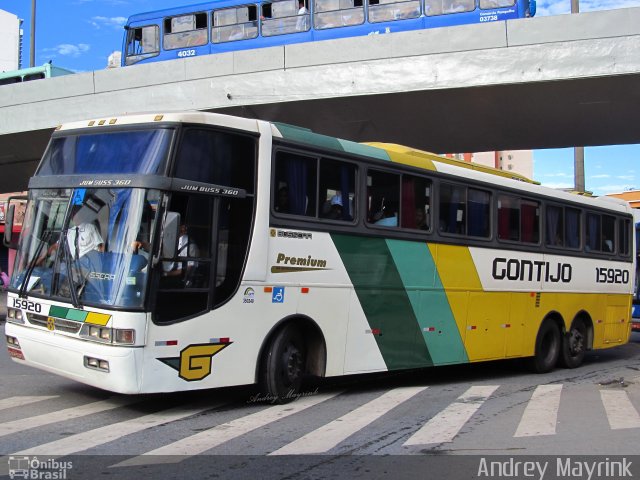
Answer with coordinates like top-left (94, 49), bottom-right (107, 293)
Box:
top-left (4, 73), bottom-right (639, 192)
top-left (222, 73), bottom-right (640, 153)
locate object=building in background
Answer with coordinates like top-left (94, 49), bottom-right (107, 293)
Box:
top-left (0, 9), bottom-right (23, 72)
top-left (606, 190), bottom-right (640, 209)
top-left (445, 151), bottom-right (534, 180)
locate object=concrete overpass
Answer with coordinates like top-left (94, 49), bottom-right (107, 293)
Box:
top-left (1, 7), bottom-right (640, 192)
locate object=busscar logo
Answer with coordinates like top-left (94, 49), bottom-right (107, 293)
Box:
top-left (271, 253), bottom-right (329, 273)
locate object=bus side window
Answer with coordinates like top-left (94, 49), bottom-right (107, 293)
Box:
top-left (546, 205), bottom-right (564, 247)
top-left (367, 170), bottom-right (399, 227)
top-left (602, 215), bottom-right (616, 253)
top-left (439, 183), bottom-right (465, 234)
top-left (619, 218), bottom-right (631, 256)
top-left (368, 0), bottom-right (420, 23)
top-left (212, 6), bottom-right (259, 43)
top-left (261, 0), bottom-right (305, 36)
top-left (163, 13), bottom-right (208, 50)
top-left (314, 0), bottom-right (365, 29)
top-left (400, 175), bottom-right (431, 231)
top-left (319, 158), bottom-right (356, 222)
top-left (273, 151), bottom-right (317, 216)
top-left (564, 207), bottom-right (581, 249)
top-left (125, 25), bottom-right (160, 65)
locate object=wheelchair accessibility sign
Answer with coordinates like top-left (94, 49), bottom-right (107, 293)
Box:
top-left (272, 287), bottom-right (285, 303)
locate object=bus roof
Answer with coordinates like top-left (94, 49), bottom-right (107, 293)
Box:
top-left (54, 112), bottom-right (631, 215)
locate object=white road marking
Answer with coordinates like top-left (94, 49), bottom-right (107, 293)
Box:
top-left (514, 384), bottom-right (562, 437)
top-left (112, 392), bottom-right (339, 467)
top-left (600, 390), bottom-right (640, 430)
top-left (12, 403), bottom-right (219, 456)
top-left (0, 397), bottom-right (136, 438)
top-left (403, 385), bottom-right (499, 446)
top-left (0, 396), bottom-right (58, 412)
top-left (270, 386), bottom-right (428, 455)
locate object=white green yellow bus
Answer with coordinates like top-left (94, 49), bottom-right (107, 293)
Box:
top-left (4, 112), bottom-right (634, 401)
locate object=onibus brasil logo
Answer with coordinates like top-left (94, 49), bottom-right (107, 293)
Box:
top-left (8, 456), bottom-right (73, 479)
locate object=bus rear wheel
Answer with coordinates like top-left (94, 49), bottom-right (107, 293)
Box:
top-left (528, 319), bottom-right (561, 373)
top-left (559, 318), bottom-right (587, 369)
top-left (259, 325), bottom-right (306, 403)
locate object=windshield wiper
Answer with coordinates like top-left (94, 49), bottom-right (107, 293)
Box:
top-left (18, 230), bottom-right (52, 298)
top-left (61, 229), bottom-right (81, 309)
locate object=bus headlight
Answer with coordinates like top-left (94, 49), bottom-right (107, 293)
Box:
top-left (84, 356), bottom-right (110, 372)
top-left (7, 308), bottom-right (24, 324)
top-left (80, 325), bottom-right (135, 345)
top-left (115, 329), bottom-right (135, 345)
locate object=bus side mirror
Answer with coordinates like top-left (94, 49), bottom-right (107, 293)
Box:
top-left (3, 204), bottom-right (15, 248)
top-left (161, 211), bottom-right (180, 259)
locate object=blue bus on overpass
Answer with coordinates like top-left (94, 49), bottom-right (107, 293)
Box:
top-left (123, 0), bottom-right (535, 66)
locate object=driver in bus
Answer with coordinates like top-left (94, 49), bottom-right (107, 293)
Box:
top-left (162, 223), bottom-right (200, 286)
top-left (38, 206), bottom-right (104, 264)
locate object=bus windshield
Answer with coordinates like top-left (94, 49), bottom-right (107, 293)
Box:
top-left (38, 129), bottom-right (173, 176)
top-left (11, 187), bottom-right (160, 309)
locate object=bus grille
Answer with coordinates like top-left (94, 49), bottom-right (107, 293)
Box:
top-left (27, 313), bottom-right (82, 334)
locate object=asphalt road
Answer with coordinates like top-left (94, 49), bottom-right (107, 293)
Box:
top-left (0, 321), bottom-right (638, 480)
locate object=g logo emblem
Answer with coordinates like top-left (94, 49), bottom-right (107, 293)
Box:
top-left (46, 317), bottom-right (55, 331)
top-left (179, 343), bottom-right (230, 381)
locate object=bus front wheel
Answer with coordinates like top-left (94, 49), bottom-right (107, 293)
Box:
top-left (559, 318), bottom-right (587, 369)
top-left (259, 325), bottom-right (306, 403)
top-left (528, 319), bottom-right (561, 373)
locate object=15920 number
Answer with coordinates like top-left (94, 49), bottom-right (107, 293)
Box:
top-left (595, 267), bottom-right (629, 284)
top-left (11, 298), bottom-right (42, 313)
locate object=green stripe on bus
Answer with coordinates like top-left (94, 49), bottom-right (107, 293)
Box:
top-left (332, 234), bottom-right (432, 370)
top-left (386, 240), bottom-right (469, 365)
top-left (274, 123), bottom-right (391, 162)
top-left (49, 305), bottom-right (69, 318)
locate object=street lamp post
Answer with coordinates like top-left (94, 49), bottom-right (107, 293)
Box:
top-left (30, 0), bottom-right (36, 67)
top-left (571, 0), bottom-right (585, 192)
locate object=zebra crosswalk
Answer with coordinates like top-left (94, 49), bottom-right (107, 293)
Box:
top-left (0, 383), bottom-right (637, 466)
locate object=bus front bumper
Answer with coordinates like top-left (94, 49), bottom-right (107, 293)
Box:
top-left (5, 322), bottom-right (144, 394)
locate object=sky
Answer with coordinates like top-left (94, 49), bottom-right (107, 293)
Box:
top-left (2, 0), bottom-right (640, 196)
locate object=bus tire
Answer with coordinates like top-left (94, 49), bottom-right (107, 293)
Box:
top-left (528, 319), bottom-right (561, 373)
top-left (559, 318), bottom-right (587, 369)
top-left (259, 325), bottom-right (306, 404)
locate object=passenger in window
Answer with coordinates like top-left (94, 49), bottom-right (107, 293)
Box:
top-left (275, 186), bottom-right (290, 213)
top-left (325, 194), bottom-right (344, 219)
top-left (297, 0), bottom-right (309, 30)
top-left (415, 208), bottom-right (428, 230)
top-left (603, 236), bottom-right (613, 252)
top-left (375, 208), bottom-right (398, 227)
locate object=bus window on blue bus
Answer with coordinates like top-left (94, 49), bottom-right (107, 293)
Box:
top-left (480, 0), bottom-right (515, 8)
top-left (125, 25), bottom-right (160, 65)
top-left (368, 0), bottom-right (420, 23)
top-left (262, 0), bottom-right (310, 36)
top-left (314, 0), bottom-right (365, 29)
top-left (425, 0), bottom-right (474, 15)
top-left (163, 12), bottom-right (208, 50)
top-left (212, 5), bottom-right (259, 43)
